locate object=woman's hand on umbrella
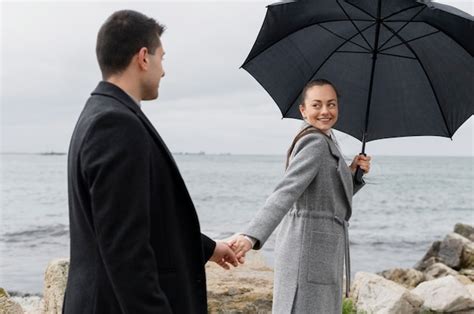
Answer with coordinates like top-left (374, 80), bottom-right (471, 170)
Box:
top-left (227, 234), bottom-right (253, 259)
top-left (350, 154), bottom-right (371, 174)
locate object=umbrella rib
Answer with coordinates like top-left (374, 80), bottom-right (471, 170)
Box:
top-left (341, 0), bottom-right (376, 20)
top-left (381, 21), bottom-right (473, 57)
top-left (318, 24), bottom-right (372, 52)
top-left (382, 4), bottom-right (425, 21)
top-left (336, 0), bottom-right (374, 51)
top-left (379, 30), bottom-right (441, 53)
top-left (378, 52), bottom-right (417, 60)
top-left (378, 6), bottom-right (426, 51)
top-left (241, 19), bottom-right (374, 68)
top-left (336, 50), bottom-right (372, 54)
top-left (281, 22), bottom-right (377, 118)
top-left (381, 23), bottom-right (453, 138)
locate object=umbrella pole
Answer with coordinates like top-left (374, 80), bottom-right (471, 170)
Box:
top-left (354, 0), bottom-right (382, 184)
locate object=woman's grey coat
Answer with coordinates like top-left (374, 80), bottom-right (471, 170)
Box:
top-left (244, 123), bottom-right (364, 314)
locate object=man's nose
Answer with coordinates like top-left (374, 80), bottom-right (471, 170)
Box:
top-left (162, 71), bottom-right (165, 78)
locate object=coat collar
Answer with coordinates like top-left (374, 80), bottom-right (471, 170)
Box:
top-left (91, 81), bottom-right (141, 114)
top-left (300, 120), bottom-right (352, 210)
top-left (91, 81), bottom-right (179, 169)
top-left (300, 121), bottom-right (340, 160)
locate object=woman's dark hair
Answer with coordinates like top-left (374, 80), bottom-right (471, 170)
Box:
top-left (96, 10), bottom-right (166, 78)
top-left (300, 78), bottom-right (340, 106)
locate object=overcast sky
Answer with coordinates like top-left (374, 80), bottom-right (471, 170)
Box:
top-left (1, 0), bottom-right (472, 156)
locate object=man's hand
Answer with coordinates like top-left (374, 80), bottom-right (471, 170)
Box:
top-left (228, 234), bottom-right (253, 260)
top-left (209, 241), bottom-right (240, 270)
top-left (350, 154), bottom-right (371, 174)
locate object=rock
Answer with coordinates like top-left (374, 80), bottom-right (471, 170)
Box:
top-left (455, 223), bottom-right (474, 242)
top-left (424, 262), bottom-right (458, 280)
top-left (412, 275), bottom-right (474, 312)
top-left (377, 268), bottom-right (425, 289)
top-left (467, 284), bottom-right (474, 299)
top-left (415, 256), bottom-right (441, 273)
top-left (438, 233), bottom-right (472, 270)
top-left (457, 275), bottom-right (474, 286)
top-left (0, 288), bottom-right (24, 314)
top-left (43, 258), bottom-right (69, 314)
top-left (350, 272), bottom-right (424, 314)
top-left (461, 269), bottom-right (474, 282)
top-left (206, 251), bottom-right (273, 313)
top-left (10, 296), bottom-right (43, 314)
top-left (462, 241), bottom-right (474, 269)
top-left (38, 253), bottom-right (273, 314)
top-left (415, 241), bottom-right (441, 271)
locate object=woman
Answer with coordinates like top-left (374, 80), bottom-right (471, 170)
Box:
top-left (229, 79), bottom-right (371, 313)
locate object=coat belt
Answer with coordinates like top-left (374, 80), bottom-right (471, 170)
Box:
top-left (334, 216), bottom-right (351, 298)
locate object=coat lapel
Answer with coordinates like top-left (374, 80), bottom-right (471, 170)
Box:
top-left (91, 81), bottom-right (180, 170)
top-left (135, 111), bottom-right (180, 170)
top-left (299, 121), bottom-right (352, 209)
top-left (324, 137), bottom-right (353, 209)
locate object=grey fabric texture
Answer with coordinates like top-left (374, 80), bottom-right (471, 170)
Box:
top-left (243, 122), bottom-right (364, 313)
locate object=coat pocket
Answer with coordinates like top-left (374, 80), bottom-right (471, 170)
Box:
top-left (306, 231), bottom-right (342, 285)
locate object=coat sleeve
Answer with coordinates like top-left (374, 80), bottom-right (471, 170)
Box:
top-left (201, 233), bottom-right (216, 262)
top-left (243, 133), bottom-right (327, 249)
top-left (352, 172), bottom-right (366, 195)
top-left (80, 111), bottom-right (172, 313)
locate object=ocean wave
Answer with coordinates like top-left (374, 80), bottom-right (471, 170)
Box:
top-left (1, 224), bottom-right (69, 243)
top-left (350, 239), bottom-right (431, 248)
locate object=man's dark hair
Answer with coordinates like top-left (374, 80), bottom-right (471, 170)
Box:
top-left (96, 10), bottom-right (166, 78)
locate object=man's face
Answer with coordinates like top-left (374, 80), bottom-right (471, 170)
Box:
top-left (142, 43), bottom-right (165, 100)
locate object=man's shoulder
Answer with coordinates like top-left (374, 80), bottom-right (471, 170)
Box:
top-left (72, 95), bottom-right (143, 143)
top-left (80, 93), bottom-right (136, 123)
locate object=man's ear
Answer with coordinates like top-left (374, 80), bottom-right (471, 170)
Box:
top-left (137, 47), bottom-right (149, 70)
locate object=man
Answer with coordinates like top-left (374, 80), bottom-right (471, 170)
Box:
top-left (64, 10), bottom-right (239, 313)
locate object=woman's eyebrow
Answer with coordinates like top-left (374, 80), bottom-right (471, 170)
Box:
top-left (310, 99), bottom-right (337, 102)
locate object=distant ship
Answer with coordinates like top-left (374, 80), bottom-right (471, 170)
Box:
top-left (39, 151), bottom-right (66, 156)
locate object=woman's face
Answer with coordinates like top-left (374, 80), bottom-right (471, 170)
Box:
top-left (299, 84), bottom-right (338, 132)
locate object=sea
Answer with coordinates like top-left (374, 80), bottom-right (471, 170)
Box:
top-left (0, 153), bottom-right (472, 295)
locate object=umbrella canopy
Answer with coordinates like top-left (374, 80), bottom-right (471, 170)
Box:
top-left (242, 0), bottom-right (474, 143)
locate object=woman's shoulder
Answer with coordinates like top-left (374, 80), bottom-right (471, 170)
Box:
top-left (293, 131), bottom-right (329, 154)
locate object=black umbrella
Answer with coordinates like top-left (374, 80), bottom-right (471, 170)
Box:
top-left (242, 0), bottom-right (473, 182)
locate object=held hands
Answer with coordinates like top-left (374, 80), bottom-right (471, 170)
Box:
top-left (227, 234), bottom-right (253, 260)
top-left (350, 154), bottom-right (371, 174)
top-left (209, 241), bottom-right (242, 270)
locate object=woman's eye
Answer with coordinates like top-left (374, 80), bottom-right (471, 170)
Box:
top-left (328, 103), bottom-right (336, 108)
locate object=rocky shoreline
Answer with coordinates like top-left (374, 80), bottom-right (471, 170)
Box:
top-left (1, 223), bottom-right (473, 313)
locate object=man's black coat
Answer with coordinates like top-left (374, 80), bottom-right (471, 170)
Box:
top-left (64, 81), bottom-right (216, 313)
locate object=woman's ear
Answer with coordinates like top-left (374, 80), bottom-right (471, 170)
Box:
top-left (299, 104), bottom-right (306, 119)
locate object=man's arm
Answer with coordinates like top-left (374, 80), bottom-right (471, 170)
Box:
top-left (201, 233), bottom-right (216, 262)
top-left (81, 112), bottom-right (172, 313)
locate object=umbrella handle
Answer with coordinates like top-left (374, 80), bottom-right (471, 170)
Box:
top-left (354, 153), bottom-right (366, 185)
top-left (354, 167), bottom-right (364, 184)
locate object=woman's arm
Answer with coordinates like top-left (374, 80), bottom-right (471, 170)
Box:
top-left (241, 133), bottom-right (328, 250)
